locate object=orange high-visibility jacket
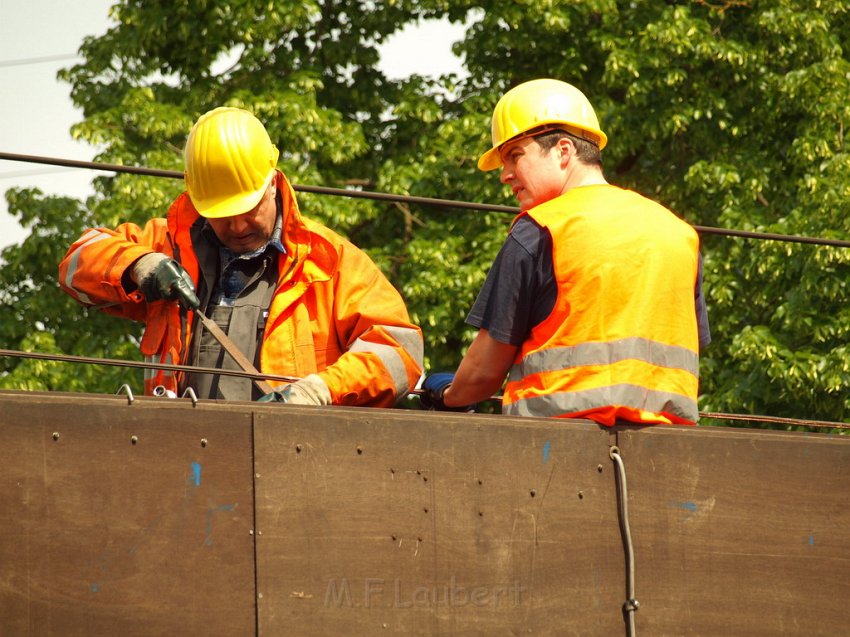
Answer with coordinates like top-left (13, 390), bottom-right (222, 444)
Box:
top-left (58, 171), bottom-right (423, 406)
top-left (501, 185), bottom-right (701, 425)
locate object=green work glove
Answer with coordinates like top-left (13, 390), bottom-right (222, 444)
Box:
top-left (134, 253), bottom-right (200, 310)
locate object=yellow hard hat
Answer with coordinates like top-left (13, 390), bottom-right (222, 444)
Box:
top-left (478, 78), bottom-right (608, 171)
top-left (184, 107), bottom-right (280, 218)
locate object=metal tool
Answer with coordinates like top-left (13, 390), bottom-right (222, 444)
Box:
top-left (194, 308), bottom-right (276, 395)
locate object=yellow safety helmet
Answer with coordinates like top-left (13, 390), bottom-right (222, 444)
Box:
top-left (478, 78), bottom-right (608, 172)
top-left (184, 107), bottom-right (280, 218)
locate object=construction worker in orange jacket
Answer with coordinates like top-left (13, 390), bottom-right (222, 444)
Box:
top-left (59, 107), bottom-right (423, 406)
top-left (421, 79), bottom-right (710, 425)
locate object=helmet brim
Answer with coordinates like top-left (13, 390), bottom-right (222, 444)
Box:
top-left (477, 123), bottom-right (608, 172)
top-left (477, 146), bottom-right (502, 172)
top-left (193, 169), bottom-right (276, 219)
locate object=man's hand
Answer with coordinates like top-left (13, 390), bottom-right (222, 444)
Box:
top-left (420, 372), bottom-right (476, 412)
top-left (134, 253), bottom-right (200, 310)
top-left (257, 385), bottom-right (292, 403)
top-left (257, 374), bottom-right (332, 406)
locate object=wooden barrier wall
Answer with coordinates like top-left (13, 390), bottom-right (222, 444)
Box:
top-left (0, 390), bottom-right (847, 636)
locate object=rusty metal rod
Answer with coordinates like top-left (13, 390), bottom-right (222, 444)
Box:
top-left (0, 348), bottom-right (299, 387)
top-left (699, 411), bottom-right (850, 430)
top-left (5, 349), bottom-right (850, 427)
top-left (0, 348), bottom-right (427, 396)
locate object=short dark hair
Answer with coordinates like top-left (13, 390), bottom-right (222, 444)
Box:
top-left (534, 127), bottom-right (603, 168)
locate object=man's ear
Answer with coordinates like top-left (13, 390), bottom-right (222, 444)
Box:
top-left (558, 137), bottom-right (574, 167)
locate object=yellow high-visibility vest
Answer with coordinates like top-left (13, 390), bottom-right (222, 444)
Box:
top-left (502, 185), bottom-right (701, 426)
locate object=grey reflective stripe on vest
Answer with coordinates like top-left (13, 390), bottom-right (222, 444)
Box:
top-left (63, 230), bottom-right (110, 305)
top-left (504, 383), bottom-right (698, 421)
top-left (348, 325), bottom-right (422, 396)
top-left (508, 337), bottom-right (699, 383)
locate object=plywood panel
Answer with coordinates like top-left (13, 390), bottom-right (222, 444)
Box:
top-left (3, 391), bottom-right (848, 636)
top-left (253, 407), bottom-right (622, 636)
top-left (615, 425), bottom-right (850, 636)
top-left (0, 394), bottom-right (257, 636)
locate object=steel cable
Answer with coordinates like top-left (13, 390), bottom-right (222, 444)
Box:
top-left (3, 151), bottom-right (850, 247)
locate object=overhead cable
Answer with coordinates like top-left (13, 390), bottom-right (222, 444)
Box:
top-left (2, 151), bottom-right (849, 248)
top-left (0, 54), bottom-right (78, 68)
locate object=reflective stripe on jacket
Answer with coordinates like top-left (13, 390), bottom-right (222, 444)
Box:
top-left (59, 171), bottom-right (423, 406)
top-left (501, 185), bottom-right (700, 426)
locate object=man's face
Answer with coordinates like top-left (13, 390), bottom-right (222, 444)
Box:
top-left (498, 136), bottom-right (568, 211)
top-left (207, 183), bottom-right (277, 254)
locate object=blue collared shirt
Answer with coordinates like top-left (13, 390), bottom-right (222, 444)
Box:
top-left (202, 213), bottom-right (286, 306)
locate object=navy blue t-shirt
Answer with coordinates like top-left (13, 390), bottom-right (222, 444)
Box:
top-left (467, 215), bottom-right (711, 348)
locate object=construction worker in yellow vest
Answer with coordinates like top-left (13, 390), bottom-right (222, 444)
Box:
top-left (421, 78), bottom-right (710, 426)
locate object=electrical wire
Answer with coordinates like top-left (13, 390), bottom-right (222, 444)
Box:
top-left (610, 446), bottom-right (638, 637)
top-left (2, 151), bottom-right (850, 247)
top-left (0, 54), bottom-right (78, 68)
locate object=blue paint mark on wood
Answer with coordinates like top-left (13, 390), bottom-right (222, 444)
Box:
top-left (90, 583), bottom-right (100, 593)
top-left (543, 441), bottom-right (551, 464)
top-left (809, 532), bottom-right (815, 546)
top-left (191, 462), bottom-right (201, 487)
top-left (672, 501), bottom-right (697, 513)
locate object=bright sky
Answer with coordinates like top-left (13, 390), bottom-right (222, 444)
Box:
top-left (0, 1), bottom-right (467, 251)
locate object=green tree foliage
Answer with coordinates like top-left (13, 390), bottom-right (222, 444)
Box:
top-left (2, 0), bottom-right (849, 428)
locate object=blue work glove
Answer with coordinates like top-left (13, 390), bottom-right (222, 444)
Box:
top-left (134, 253), bottom-right (200, 310)
top-left (419, 372), bottom-right (476, 412)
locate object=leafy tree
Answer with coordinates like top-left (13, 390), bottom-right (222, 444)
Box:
top-left (2, 0), bottom-right (849, 431)
top-left (0, 188), bottom-right (144, 391)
